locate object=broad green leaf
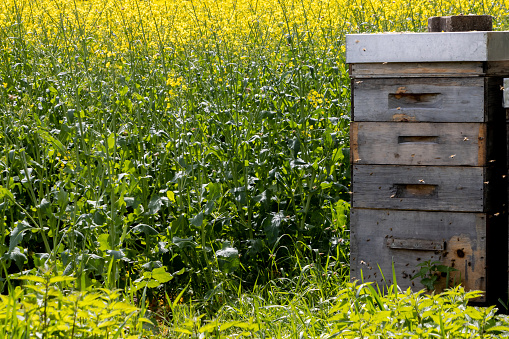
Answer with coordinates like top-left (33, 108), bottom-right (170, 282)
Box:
top-left (147, 195), bottom-right (163, 215)
top-left (106, 250), bottom-right (125, 260)
top-left (331, 148), bottom-right (344, 164)
top-left (147, 280), bottom-right (160, 288)
top-left (204, 200), bottom-right (215, 215)
top-left (152, 267), bottom-right (173, 283)
top-left (8, 247), bottom-right (28, 270)
top-left (465, 308), bottom-right (484, 320)
top-left (216, 242), bottom-right (239, 274)
top-left (131, 224), bottom-right (159, 235)
top-left (97, 234), bottom-right (110, 251)
top-left (207, 182), bottom-right (221, 201)
top-left (9, 220), bottom-right (33, 252)
top-left (190, 212), bottom-right (204, 227)
top-left (173, 237), bottom-right (196, 249)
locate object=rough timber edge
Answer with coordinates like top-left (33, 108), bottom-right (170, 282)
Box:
top-left (346, 31), bottom-right (509, 64)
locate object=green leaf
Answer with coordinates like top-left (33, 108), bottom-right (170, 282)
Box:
top-left (152, 267), bottom-right (173, 283)
top-left (216, 242), bottom-right (239, 274)
top-left (49, 276), bottom-right (76, 284)
top-left (264, 211), bottom-right (284, 245)
top-left (107, 133), bottom-right (116, 152)
top-left (198, 321), bottom-right (220, 333)
top-left (107, 250), bottom-right (125, 260)
top-left (38, 130), bottom-right (67, 156)
top-left (207, 182), bottom-right (221, 201)
top-left (15, 274), bottom-right (45, 284)
top-left (97, 234), bottom-right (111, 251)
top-left (290, 158), bottom-right (309, 169)
top-left (174, 328), bottom-right (193, 335)
top-left (204, 282), bottom-right (223, 301)
top-left (190, 212), bottom-right (204, 227)
top-left (204, 200), bottom-right (215, 215)
top-left (38, 198), bottom-right (52, 217)
top-left (147, 195), bottom-right (163, 215)
top-left (486, 326), bottom-right (509, 333)
top-left (7, 247), bottom-right (28, 270)
top-left (0, 186), bottom-right (14, 201)
top-left (331, 148), bottom-right (344, 164)
top-left (131, 224), bottom-right (159, 235)
top-left (288, 137), bottom-right (301, 156)
top-left (9, 220), bottom-right (33, 252)
top-left (173, 237), bottom-right (196, 249)
top-left (465, 308), bottom-right (484, 320)
top-left (147, 280), bottom-right (160, 288)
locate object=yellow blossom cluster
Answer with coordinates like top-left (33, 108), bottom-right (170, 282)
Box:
top-left (2, 0), bottom-right (509, 58)
top-left (308, 89), bottom-right (331, 108)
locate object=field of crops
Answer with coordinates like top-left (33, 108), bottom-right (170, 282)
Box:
top-left (2, 0), bottom-right (509, 337)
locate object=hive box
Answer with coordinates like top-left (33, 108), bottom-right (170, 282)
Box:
top-left (348, 31), bottom-right (509, 304)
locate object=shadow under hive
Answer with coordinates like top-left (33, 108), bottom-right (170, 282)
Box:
top-left (347, 23), bottom-right (509, 304)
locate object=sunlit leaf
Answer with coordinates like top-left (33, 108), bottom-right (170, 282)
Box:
top-left (152, 267), bottom-right (173, 283)
top-left (216, 242), bottom-right (239, 274)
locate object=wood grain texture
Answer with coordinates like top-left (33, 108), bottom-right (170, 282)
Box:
top-left (350, 209), bottom-right (487, 301)
top-left (352, 165), bottom-right (486, 212)
top-left (350, 62), bottom-right (484, 78)
top-left (346, 32), bottom-right (509, 63)
top-left (351, 122), bottom-right (487, 166)
top-left (353, 77), bottom-right (485, 122)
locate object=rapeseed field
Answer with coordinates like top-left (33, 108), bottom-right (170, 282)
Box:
top-left (2, 0), bottom-right (509, 337)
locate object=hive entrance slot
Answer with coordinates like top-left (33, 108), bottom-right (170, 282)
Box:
top-left (394, 184), bottom-right (438, 199)
top-left (387, 238), bottom-right (445, 251)
top-left (388, 92), bottom-right (442, 109)
top-left (398, 136), bottom-right (439, 144)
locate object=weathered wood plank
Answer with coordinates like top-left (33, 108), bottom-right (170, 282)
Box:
top-left (352, 165), bottom-right (486, 212)
top-left (350, 62), bottom-right (484, 78)
top-left (353, 78), bottom-right (485, 122)
top-left (485, 61), bottom-right (509, 76)
top-left (350, 209), bottom-right (487, 301)
top-left (428, 15), bottom-right (493, 32)
top-left (346, 32), bottom-right (509, 63)
top-left (351, 122), bottom-right (487, 166)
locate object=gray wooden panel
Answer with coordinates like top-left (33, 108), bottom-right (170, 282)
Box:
top-left (351, 122), bottom-right (486, 166)
top-left (350, 209), bottom-right (486, 300)
top-left (346, 32), bottom-right (509, 63)
top-left (350, 62), bottom-right (484, 78)
top-left (353, 78), bottom-right (485, 122)
top-left (352, 165), bottom-right (485, 212)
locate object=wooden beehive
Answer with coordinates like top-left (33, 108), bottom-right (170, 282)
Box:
top-left (347, 27), bottom-right (509, 304)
